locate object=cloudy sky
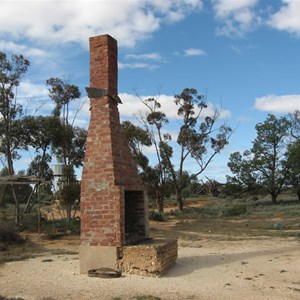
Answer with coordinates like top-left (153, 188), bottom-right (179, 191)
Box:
top-left (1, 0), bottom-right (300, 182)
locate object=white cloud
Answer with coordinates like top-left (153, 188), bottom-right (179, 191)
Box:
top-left (184, 48), bottom-right (206, 56)
top-left (212, 0), bottom-right (260, 37)
top-left (16, 81), bottom-right (91, 125)
top-left (118, 93), bottom-right (231, 120)
top-left (230, 45), bottom-right (242, 55)
top-left (254, 94), bottom-right (300, 113)
top-left (238, 115), bottom-right (252, 123)
top-left (118, 62), bottom-right (159, 70)
top-left (268, 0), bottom-right (300, 36)
top-left (0, 41), bottom-right (48, 59)
top-left (0, 0), bottom-right (203, 49)
top-left (18, 81), bottom-right (48, 98)
top-left (212, 0), bottom-right (258, 19)
top-left (125, 53), bottom-right (162, 61)
top-left (121, 52), bottom-right (165, 70)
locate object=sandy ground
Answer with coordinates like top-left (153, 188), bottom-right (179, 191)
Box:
top-left (1, 235), bottom-right (300, 300)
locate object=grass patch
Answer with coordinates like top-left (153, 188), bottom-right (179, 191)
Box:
top-left (222, 204), bottom-right (248, 217)
top-left (151, 196), bottom-right (300, 240)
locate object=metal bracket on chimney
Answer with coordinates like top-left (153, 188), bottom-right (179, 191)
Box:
top-left (85, 87), bottom-right (107, 98)
top-left (85, 87), bottom-right (122, 104)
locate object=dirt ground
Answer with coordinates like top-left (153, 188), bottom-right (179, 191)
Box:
top-left (1, 233), bottom-right (300, 300)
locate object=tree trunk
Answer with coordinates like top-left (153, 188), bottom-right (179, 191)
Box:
top-left (11, 185), bottom-right (19, 224)
top-left (271, 193), bottom-right (277, 204)
top-left (66, 202), bottom-right (72, 222)
top-left (176, 190), bottom-right (184, 212)
top-left (156, 192), bottom-right (164, 214)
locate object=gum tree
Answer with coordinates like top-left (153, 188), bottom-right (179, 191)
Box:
top-left (46, 78), bottom-right (86, 220)
top-left (0, 52), bottom-right (30, 223)
top-left (141, 88), bottom-right (232, 211)
top-left (122, 120), bottom-right (172, 213)
top-left (228, 114), bottom-right (292, 204)
top-left (0, 52), bottom-right (30, 175)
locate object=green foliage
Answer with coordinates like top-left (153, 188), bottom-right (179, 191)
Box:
top-left (122, 120), bottom-right (151, 170)
top-left (222, 204), bottom-right (248, 217)
top-left (0, 170), bottom-right (33, 205)
top-left (0, 222), bottom-right (24, 251)
top-left (138, 88), bottom-right (232, 212)
top-left (220, 182), bottom-right (244, 198)
top-left (149, 210), bottom-right (165, 222)
top-left (0, 52), bottom-right (30, 175)
top-left (46, 77), bottom-right (81, 118)
top-left (46, 77), bottom-right (87, 168)
top-left (227, 114), bottom-right (293, 204)
top-left (57, 179), bottom-right (80, 205)
top-left (273, 221), bottom-right (285, 230)
top-left (23, 115), bottom-right (56, 188)
top-left (0, 54), bottom-right (87, 224)
top-left (55, 173), bottom-right (80, 221)
top-left (46, 218), bottom-right (81, 237)
top-left (181, 187), bottom-right (190, 199)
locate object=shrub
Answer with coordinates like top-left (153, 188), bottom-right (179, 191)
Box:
top-left (44, 217), bottom-right (81, 238)
top-left (273, 221), bottom-right (285, 230)
top-left (194, 206), bottom-right (221, 216)
top-left (222, 204), bottom-right (248, 217)
top-left (0, 223), bottom-right (24, 251)
top-left (149, 210), bottom-right (165, 222)
top-left (168, 209), bottom-right (180, 216)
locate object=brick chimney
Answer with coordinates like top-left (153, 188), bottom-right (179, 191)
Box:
top-left (80, 34), bottom-right (149, 273)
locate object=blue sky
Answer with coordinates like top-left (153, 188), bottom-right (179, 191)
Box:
top-left (1, 0), bottom-right (300, 182)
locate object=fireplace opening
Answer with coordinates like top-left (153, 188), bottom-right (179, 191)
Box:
top-left (124, 190), bottom-right (146, 245)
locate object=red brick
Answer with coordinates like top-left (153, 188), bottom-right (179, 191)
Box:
top-left (80, 34), bottom-right (145, 247)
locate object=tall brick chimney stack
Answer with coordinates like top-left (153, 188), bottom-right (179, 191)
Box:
top-left (80, 34), bottom-right (149, 273)
top-left (90, 35), bottom-right (118, 95)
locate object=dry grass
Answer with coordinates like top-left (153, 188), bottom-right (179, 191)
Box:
top-left (1, 194), bottom-right (300, 265)
top-left (151, 195), bottom-right (300, 241)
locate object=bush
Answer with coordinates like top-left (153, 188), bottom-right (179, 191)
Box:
top-left (44, 217), bottom-right (81, 238)
top-left (0, 223), bottom-right (24, 251)
top-left (273, 221), bottom-right (285, 230)
top-left (222, 204), bottom-right (248, 217)
top-left (149, 210), bottom-right (165, 222)
top-left (194, 206), bottom-right (221, 216)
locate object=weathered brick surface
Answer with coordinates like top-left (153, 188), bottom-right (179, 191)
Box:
top-left (80, 34), bottom-right (145, 247)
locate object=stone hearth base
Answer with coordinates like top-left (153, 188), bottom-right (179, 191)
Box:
top-left (117, 239), bottom-right (178, 277)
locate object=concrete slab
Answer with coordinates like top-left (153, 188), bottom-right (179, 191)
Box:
top-left (79, 245), bottom-right (119, 274)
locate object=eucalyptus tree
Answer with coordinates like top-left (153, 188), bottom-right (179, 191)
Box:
top-left (122, 120), bottom-right (169, 213)
top-left (251, 114), bottom-right (292, 203)
top-left (46, 78), bottom-right (86, 220)
top-left (0, 52), bottom-right (30, 175)
top-left (121, 120), bottom-right (152, 171)
top-left (228, 114), bottom-right (292, 204)
top-left (285, 140), bottom-right (300, 201)
top-left (0, 52), bottom-right (30, 223)
top-left (141, 88), bottom-right (232, 211)
top-left (46, 77), bottom-right (82, 167)
top-left (286, 111), bottom-right (300, 200)
top-left (227, 150), bottom-right (260, 196)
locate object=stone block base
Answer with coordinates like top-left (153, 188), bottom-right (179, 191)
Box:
top-left (117, 239), bottom-right (178, 277)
